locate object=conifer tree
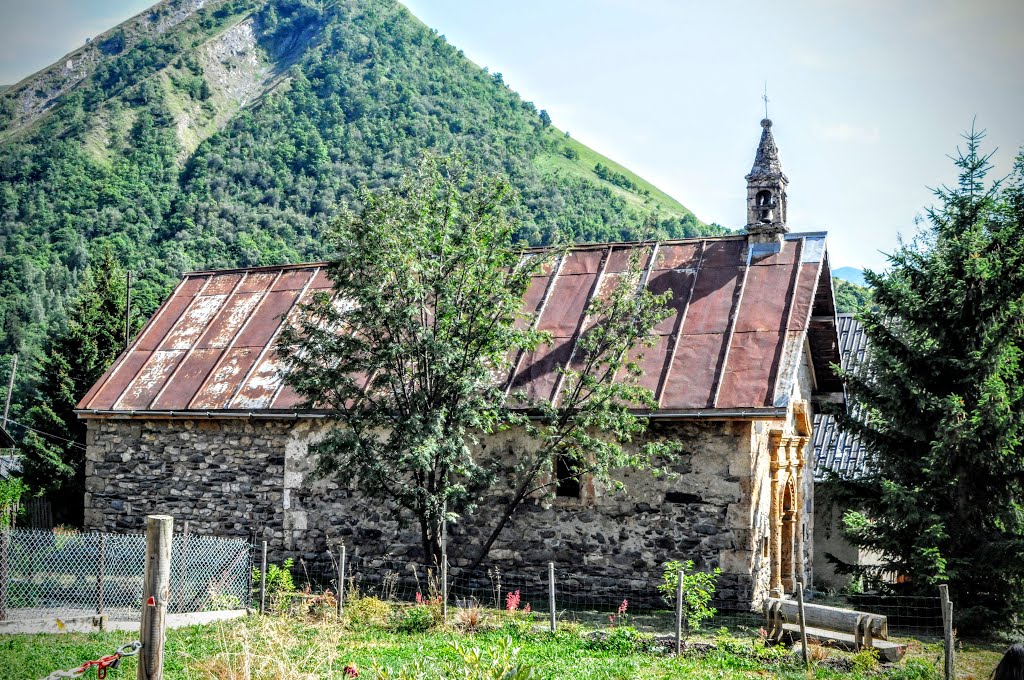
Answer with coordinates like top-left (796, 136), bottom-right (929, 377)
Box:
top-left (20, 248), bottom-right (132, 525)
top-left (834, 128), bottom-right (1024, 626)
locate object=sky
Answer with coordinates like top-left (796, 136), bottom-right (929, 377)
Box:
top-left (2, 0), bottom-right (1023, 271)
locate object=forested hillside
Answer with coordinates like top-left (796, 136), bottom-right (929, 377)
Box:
top-left (0, 0), bottom-right (722, 412)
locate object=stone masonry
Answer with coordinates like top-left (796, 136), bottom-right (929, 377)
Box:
top-left (84, 409), bottom-right (814, 607)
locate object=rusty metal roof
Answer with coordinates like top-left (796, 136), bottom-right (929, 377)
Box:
top-left (814, 313), bottom-right (870, 480)
top-left (77, 233), bottom-right (841, 418)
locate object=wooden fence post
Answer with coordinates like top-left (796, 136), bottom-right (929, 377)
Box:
top-left (259, 540), bottom-right (268, 615)
top-left (675, 568), bottom-right (684, 655)
top-left (96, 533), bottom-right (107, 618)
top-left (796, 582), bottom-right (809, 668)
top-left (939, 584), bottom-right (954, 680)
top-left (548, 562), bottom-right (556, 633)
top-left (137, 515), bottom-right (173, 680)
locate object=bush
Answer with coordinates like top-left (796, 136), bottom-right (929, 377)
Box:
top-left (657, 560), bottom-right (721, 634)
top-left (344, 594), bottom-right (394, 629)
top-left (585, 626), bottom-right (657, 655)
top-left (252, 558), bottom-right (296, 612)
top-left (851, 647), bottom-right (880, 674)
top-left (392, 604), bottom-right (435, 633)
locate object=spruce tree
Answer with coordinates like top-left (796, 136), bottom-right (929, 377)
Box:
top-left (834, 128), bottom-right (1024, 627)
top-left (20, 248), bottom-right (132, 525)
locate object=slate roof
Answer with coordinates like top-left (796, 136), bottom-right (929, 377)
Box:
top-left (77, 233), bottom-right (841, 419)
top-left (813, 313), bottom-right (870, 480)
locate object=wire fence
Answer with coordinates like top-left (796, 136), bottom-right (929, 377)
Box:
top-left (283, 553), bottom-right (944, 638)
top-left (0, 527), bottom-right (251, 622)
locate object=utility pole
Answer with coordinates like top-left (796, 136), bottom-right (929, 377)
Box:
top-left (2, 355), bottom-right (15, 432)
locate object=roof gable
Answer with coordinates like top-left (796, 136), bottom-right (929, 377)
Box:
top-left (78, 233), bottom-right (842, 418)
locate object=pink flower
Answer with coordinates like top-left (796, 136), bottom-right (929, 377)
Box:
top-left (618, 599), bottom-right (628, 616)
top-left (506, 589), bottom-right (521, 612)
top-left (343, 664), bottom-right (359, 677)
top-left (524, 603), bottom-right (531, 614)
top-left (415, 592), bottom-right (423, 604)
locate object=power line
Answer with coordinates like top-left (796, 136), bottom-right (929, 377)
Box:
top-left (6, 419), bottom-right (88, 450)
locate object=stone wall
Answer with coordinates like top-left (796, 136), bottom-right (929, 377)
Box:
top-left (84, 415), bottom-right (802, 607)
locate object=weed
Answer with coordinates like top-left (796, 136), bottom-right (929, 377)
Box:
top-left (393, 605), bottom-right (435, 633)
top-left (586, 626), bottom-right (657, 655)
top-left (852, 646), bottom-right (881, 673)
top-left (344, 593), bottom-right (394, 629)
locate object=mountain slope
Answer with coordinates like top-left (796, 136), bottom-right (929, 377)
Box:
top-left (0, 0), bottom-right (723, 395)
top-left (833, 266), bottom-right (866, 286)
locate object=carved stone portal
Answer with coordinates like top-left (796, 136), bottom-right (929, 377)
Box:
top-left (769, 429), bottom-right (808, 594)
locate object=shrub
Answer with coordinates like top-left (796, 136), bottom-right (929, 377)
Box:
top-left (344, 594), bottom-right (394, 629)
top-left (456, 604), bottom-right (487, 633)
top-left (252, 558), bottom-right (296, 612)
top-left (585, 626), bottom-right (657, 655)
top-left (393, 604), bottom-right (435, 633)
top-left (657, 560), bottom-right (721, 634)
top-left (851, 647), bottom-right (880, 673)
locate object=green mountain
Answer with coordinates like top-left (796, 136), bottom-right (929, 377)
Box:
top-left (0, 0), bottom-right (723, 391)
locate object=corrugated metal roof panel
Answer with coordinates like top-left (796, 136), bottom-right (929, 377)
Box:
top-left (814, 313), bottom-right (870, 480)
top-left (78, 234), bottom-right (841, 417)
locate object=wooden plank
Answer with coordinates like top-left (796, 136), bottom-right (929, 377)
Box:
top-left (779, 624), bottom-right (906, 662)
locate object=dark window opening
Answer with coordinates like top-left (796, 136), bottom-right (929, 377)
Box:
top-left (555, 454), bottom-right (581, 498)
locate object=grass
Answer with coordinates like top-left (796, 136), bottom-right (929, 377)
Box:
top-left (3, 611), bottom-right (1004, 680)
top-left (535, 126), bottom-right (702, 223)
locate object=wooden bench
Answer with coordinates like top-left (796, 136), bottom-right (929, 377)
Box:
top-left (764, 597), bottom-right (906, 662)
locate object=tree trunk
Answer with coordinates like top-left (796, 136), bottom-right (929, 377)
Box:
top-left (468, 457), bottom-right (545, 570)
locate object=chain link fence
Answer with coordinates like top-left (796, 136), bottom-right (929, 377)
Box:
top-left (0, 528), bottom-right (251, 622)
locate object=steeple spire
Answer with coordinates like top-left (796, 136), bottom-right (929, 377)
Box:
top-left (745, 118), bottom-right (789, 237)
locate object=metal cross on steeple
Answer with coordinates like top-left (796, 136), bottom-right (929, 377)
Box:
top-left (762, 82), bottom-right (770, 120)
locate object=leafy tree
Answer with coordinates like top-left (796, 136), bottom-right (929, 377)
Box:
top-left (831, 128), bottom-right (1024, 628)
top-left (833, 277), bottom-right (873, 314)
top-left (280, 155), bottom-right (679, 565)
top-left (539, 109), bottom-right (551, 128)
top-left (468, 231), bottom-right (681, 569)
top-left (19, 248), bottom-right (134, 525)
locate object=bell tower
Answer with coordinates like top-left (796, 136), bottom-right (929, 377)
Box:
top-left (745, 118), bottom-right (788, 237)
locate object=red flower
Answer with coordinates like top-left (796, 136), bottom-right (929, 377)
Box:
top-left (505, 589), bottom-right (521, 612)
top-left (343, 664), bottom-right (359, 677)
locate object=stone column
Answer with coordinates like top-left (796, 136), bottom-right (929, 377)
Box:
top-left (768, 431), bottom-right (785, 594)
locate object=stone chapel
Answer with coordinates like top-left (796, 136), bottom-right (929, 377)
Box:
top-left (78, 120), bottom-right (842, 606)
